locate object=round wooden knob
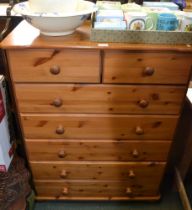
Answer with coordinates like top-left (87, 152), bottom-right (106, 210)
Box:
top-left (128, 170), bottom-right (135, 178)
top-left (50, 65), bottom-right (60, 75)
top-left (56, 125), bottom-right (65, 135)
top-left (132, 149), bottom-right (139, 158)
top-left (143, 67), bottom-right (155, 76)
top-left (135, 126), bottom-right (144, 135)
top-left (138, 99), bottom-right (149, 108)
top-left (62, 187), bottom-right (68, 195)
top-left (58, 150), bottom-right (66, 158)
top-left (52, 98), bottom-right (63, 107)
top-left (60, 170), bottom-right (67, 178)
top-left (126, 187), bottom-right (132, 196)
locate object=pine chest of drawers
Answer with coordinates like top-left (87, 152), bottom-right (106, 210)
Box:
top-left (1, 21), bottom-right (192, 201)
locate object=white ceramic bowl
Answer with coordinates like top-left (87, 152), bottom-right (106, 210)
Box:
top-left (13, 0), bottom-right (97, 36)
top-left (29, 0), bottom-right (78, 13)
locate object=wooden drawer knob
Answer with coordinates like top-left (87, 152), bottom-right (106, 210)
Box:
top-left (128, 170), bottom-right (135, 178)
top-left (50, 65), bottom-right (60, 75)
top-left (135, 126), bottom-right (144, 135)
top-left (143, 67), bottom-right (155, 76)
top-left (56, 125), bottom-right (65, 135)
top-left (52, 98), bottom-right (63, 107)
top-left (62, 187), bottom-right (68, 195)
top-left (138, 99), bottom-right (149, 108)
top-left (132, 149), bottom-right (139, 158)
top-left (126, 187), bottom-right (133, 196)
top-left (60, 170), bottom-right (67, 178)
top-left (58, 150), bottom-right (66, 158)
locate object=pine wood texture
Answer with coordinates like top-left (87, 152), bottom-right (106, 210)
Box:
top-left (7, 49), bottom-right (101, 83)
top-left (1, 21), bottom-right (192, 52)
top-left (30, 161), bottom-right (166, 181)
top-left (103, 51), bottom-right (192, 84)
top-left (35, 195), bottom-right (161, 201)
top-left (1, 21), bottom-right (192, 201)
top-left (34, 180), bottom-right (161, 199)
top-left (185, 0), bottom-right (192, 10)
top-left (21, 114), bottom-right (178, 140)
top-left (25, 140), bottom-right (171, 161)
top-left (15, 84), bottom-right (185, 114)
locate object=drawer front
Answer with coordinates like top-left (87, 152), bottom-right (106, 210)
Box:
top-left (26, 140), bottom-right (171, 161)
top-left (103, 51), bottom-right (192, 84)
top-left (21, 114), bottom-right (178, 140)
top-left (7, 49), bottom-right (100, 83)
top-left (35, 180), bottom-right (160, 199)
top-left (31, 161), bottom-right (166, 181)
top-left (15, 84), bottom-right (185, 115)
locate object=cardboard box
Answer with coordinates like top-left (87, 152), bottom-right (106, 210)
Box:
top-left (91, 13), bottom-right (192, 44)
top-left (0, 75), bottom-right (14, 172)
top-left (91, 27), bottom-right (192, 44)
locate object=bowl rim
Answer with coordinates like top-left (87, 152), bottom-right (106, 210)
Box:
top-left (13, 0), bottom-right (97, 17)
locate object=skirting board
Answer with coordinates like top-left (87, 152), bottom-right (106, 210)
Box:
top-left (175, 167), bottom-right (192, 210)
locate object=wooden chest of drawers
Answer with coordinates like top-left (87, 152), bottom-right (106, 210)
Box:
top-left (1, 21), bottom-right (192, 201)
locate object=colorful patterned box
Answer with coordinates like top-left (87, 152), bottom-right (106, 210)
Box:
top-left (91, 11), bottom-right (192, 44)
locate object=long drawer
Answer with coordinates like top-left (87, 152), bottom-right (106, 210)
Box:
top-left (21, 114), bottom-right (178, 140)
top-left (15, 84), bottom-right (185, 114)
top-left (35, 180), bottom-right (161, 200)
top-left (7, 49), bottom-right (100, 83)
top-left (26, 140), bottom-right (171, 161)
top-left (103, 51), bottom-right (192, 84)
top-left (30, 161), bottom-right (166, 181)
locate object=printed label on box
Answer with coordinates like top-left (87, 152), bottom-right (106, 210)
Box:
top-left (0, 75), bottom-right (14, 172)
top-left (0, 165), bottom-right (6, 172)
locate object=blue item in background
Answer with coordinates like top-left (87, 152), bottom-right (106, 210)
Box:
top-left (157, 13), bottom-right (178, 31)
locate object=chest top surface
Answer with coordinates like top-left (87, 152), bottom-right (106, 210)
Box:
top-left (1, 20), bottom-right (192, 52)
top-left (2, 19), bottom-right (192, 201)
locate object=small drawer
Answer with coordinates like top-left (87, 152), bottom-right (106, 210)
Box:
top-left (21, 114), bottom-right (178, 140)
top-left (30, 161), bottom-right (166, 181)
top-left (15, 84), bottom-right (185, 115)
top-left (7, 49), bottom-right (100, 83)
top-left (26, 140), bottom-right (171, 161)
top-left (103, 51), bottom-right (192, 84)
top-left (35, 180), bottom-right (161, 200)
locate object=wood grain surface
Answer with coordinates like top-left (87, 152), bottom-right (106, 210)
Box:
top-left (103, 51), bottom-right (192, 84)
top-left (34, 179), bottom-right (161, 199)
top-left (15, 84), bottom-right (185, 114)
top-left (21, 114), bottom-right (178, 140)
top-left (7, 49), bottom-right (101, 83)
top-left (30, 161), bottom-right (166, 181)
top-left (25, 139), bottom-right (171, 161)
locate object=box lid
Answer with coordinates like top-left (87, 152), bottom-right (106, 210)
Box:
top-left (143, 1), bottom-right (179, 10)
